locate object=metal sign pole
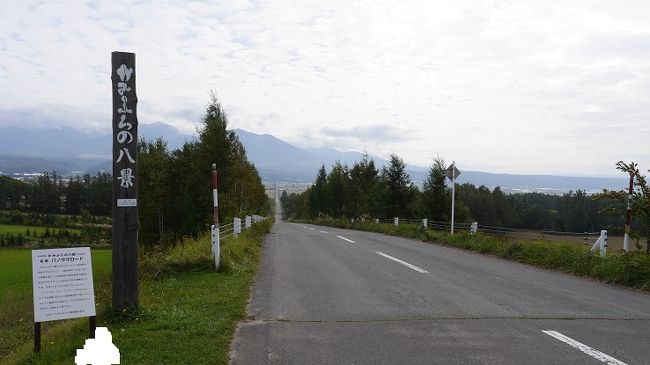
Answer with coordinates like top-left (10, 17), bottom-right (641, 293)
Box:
top-left (451, 161), bottom-right (456, 235)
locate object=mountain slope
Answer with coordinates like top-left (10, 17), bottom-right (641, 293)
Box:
top-left (0, 125), bottom-right (628, 193)
top-left (234, 129), bottom-right (627, 193)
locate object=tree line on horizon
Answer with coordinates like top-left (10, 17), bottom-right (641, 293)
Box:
top-left (281, 154), bottom-right (647, 237)
top-left (0, 172), bottom-right (112, 216)
top-left (0, 93), bottom-right (271, 247)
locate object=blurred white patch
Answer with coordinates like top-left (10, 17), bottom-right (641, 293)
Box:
top-left (75, 327), bottom-right (120, 365)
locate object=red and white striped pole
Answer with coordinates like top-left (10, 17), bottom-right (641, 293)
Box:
top-left (212, 163), bottom-right (219, 225)
top-left (211, 163), bottom-right (220, 270)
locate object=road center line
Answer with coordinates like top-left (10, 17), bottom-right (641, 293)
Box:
top-left (542, 330), bottom-right (627, 365)
top-left (318, 230), bottom-right (328, 233)
top-left (308, 227), bottom-right (315, 231)
top-left (336, 235), bottom-right (355, 243)
top-left (375, 251), bottom-right (429, 273)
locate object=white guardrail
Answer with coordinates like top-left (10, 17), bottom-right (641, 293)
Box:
top-left (357, 216), bottom-right (608, 257)
top-left (211, 215), bottom-right (268, 270)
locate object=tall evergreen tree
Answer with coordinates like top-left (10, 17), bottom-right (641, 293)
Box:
top-left (64, 176), bottom-right (85, 215)
top-left (422, 156), bottom-right (449, 221)
top-left (139, 138), bottom-right (172, 245)
top-left (327, 161), bottom-right (350, 217)
top-left (382, 154), bottom-right (416, 218)
top-left (309, 165), bottom-right (328, 217)
top-left (349, 154), bottom-right (379, 218)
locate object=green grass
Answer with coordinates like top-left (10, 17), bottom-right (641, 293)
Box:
top-left (309, 218), bottom-right (650, 291)
top-left (3, 219), bottom-right (272, 365)
top-left (0, 248), bottom-right (112, 362)
top-left (0, 224), bottom-right (81, 235)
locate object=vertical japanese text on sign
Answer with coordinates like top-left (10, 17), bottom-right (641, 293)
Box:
top-left (111, 51), bottom-right (139, 310)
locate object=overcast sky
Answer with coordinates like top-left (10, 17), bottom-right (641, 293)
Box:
top-left (1, 0), bottom-right (649, 176)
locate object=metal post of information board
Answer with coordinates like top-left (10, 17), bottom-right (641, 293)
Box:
top-left (34, 322), bottom-right (41, 353)
top-left (89, 316), bottom-right (96, 338)
top-left (111, 51), bottom-right (139, 311)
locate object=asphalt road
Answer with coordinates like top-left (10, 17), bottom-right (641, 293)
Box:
top-left (230, 223), bottom-right (650, 364)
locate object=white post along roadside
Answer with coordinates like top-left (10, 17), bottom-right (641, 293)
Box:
top-left (234, 217), bottom-right (242, 237)
top-left (470, 222), bottom-right (478, 235)
top-left (591, 230), bottom-right (608, 257)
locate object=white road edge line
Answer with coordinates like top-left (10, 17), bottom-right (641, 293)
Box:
top-left (542, 330), bottom-right (628, 365)
top-left (375, 251), bottom-right (429, 274)
top-left (336, 235), bottom-right (355, 243)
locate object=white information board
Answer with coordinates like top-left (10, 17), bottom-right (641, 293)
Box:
top-left (32, 247), bottom-right (96, 322)
top-left (117, 198), bottom-right (137, 207)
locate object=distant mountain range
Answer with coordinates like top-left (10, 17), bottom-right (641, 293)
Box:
top-left (233, 129), bottom-right (627, 194)
top-left (0, 125), bottom-right (628, 193)
top-left (0, 123), bottom-right (194, 176)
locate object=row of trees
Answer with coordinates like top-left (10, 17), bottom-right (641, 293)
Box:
top-left (137, 93), bottom-right (270, 246)
top-left (0, 93), bottom-right (271, 248)
top-left (0, 172), bottom-right (112, 216)
top-left (281, 154), bottom-right (645, 236)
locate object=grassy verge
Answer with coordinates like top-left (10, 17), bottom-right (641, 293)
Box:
top-left (308, 218), bottom-right (650, 291)
top-left (0, 249), bottom-right (112, 361)
top-left (3, 219), bottom-right (272, 365)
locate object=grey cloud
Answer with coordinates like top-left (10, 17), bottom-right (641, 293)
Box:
top-left (0, 105), bottom-right (108, 132)
top-left (320, 124), bottom-right (414, 143)
top-left (1, 1), bottom-right (649, 174)
top-left (574, 32), bottom-right (650, 60)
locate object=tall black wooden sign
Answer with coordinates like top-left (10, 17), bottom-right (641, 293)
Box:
top-left (111, 51), bottom-right (139, 310)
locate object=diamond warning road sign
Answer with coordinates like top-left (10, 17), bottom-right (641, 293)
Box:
top-left (445, 165), bottom-right (461, 180)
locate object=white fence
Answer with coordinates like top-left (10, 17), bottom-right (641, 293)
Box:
top-left (218, 215), bottom-right (268, 240)
top-left (211, 214), bottom-right (269, 270)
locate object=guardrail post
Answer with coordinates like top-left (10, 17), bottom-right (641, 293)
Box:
top-left (375, 218), bottom-right (379, 224)
top-left (234, 218), bottom-right (241, 237)
top-left (422, 218), bottom-right (428, 229)
top-left (470, 222), bottom-right (478, 235)
top-left (245, 215), bottom-right (251, 229)
top-left (394, 217), bottom-right (399, 226)
top-left (591, 230), bottom-right (607, 257)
